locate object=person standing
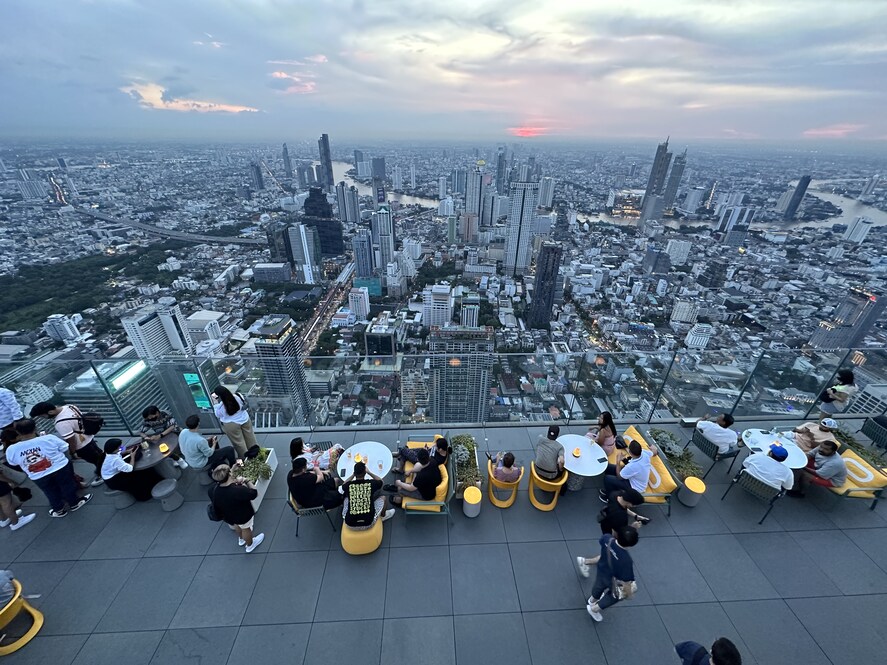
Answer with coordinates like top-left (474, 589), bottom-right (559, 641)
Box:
top-left (584, 525), bottom-right (639, 622)
top-left (819, 369), bottom-right (857, 419)
top-left (29, 401), bottom-right (104, 487)
top-left (6, 418), bottom-right (91, 518)
top-left (210, 387), bottom-right (257, 458)
top-left (210, 463), bottom-right (264, 553)
top-left (675, 637), bottom-right (742, 665)
top-left (0, 387), bottom-right (22, 434)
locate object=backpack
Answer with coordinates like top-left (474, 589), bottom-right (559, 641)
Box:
top-left (57, 405), bottom-right (105, 437)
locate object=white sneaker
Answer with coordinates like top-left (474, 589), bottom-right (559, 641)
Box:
top-left (382, 509), bottom-right (395, 522)
top-left (2, 509), bottom-right (26, 527)
top-left (176, 459), bottom-right (189, 469)
top-left (586, 601), bottom-right (603, 622)
top-left (10, 514), bottom-right (36, 531)
top-left (245, 533), bottom-right (265, 553)
top-left (237, 537), bottom-right (246, 546)
top-left (576, 556), bottom-right (590, 578)
top-left (89, 475), bottom-right (104, 487)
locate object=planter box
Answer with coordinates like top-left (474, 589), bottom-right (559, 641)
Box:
top-left (455, 447), bottom-right (481, 499)
top-left (250, 447), bottom-right (278, 512)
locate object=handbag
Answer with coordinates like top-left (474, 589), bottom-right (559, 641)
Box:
top-left (606, 541), bottom-right (638, 600)
top-left (206, 485), bottom-right (222, 522)
top-left (820, 387), bottom-right (835, 403)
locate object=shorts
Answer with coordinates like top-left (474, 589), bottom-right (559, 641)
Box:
top-left (229, 516), bottom-right (255, 530)
top-left (804, 457), bottom-right (834, 488)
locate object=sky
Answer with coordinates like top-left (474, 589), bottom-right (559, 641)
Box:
top-left (1, 0), bottom-right (886, 142)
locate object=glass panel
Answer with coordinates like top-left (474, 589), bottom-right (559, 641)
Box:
top-left (658, 350), bottom-right (759, 419)
top-left (839, 349), bottom-right (887, 418)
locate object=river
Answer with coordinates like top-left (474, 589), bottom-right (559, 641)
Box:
top-left (792, 181), bottom-right (887, 228)
top-left (330, 162), bottom-right (438, 207)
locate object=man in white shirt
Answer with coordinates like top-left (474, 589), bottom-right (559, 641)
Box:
top-left (600, 439), bottom-right (658, 499)
top-left (0, 387), bottom-right (22, 431)
top-left (741, 444), bottom-right (794, 491)
top-left (30, 402), bottom-right (104, 487)
top-left (6, 418), bottom-right (92, 517)
top-left (696, 414), bottom-right (739, 455)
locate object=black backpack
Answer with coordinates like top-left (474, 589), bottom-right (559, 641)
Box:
top-left (57, 406), bottom-right (105, 437)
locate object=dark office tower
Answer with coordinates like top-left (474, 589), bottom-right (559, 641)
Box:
top-left (317, 133), bottom-right (334, 191)
top-left (527, 242), bottom-right (563, 329)
top-left (296, 164), bottom-right (310, 189)
top-left (57, 157), bottom-right (67, 170)
top-left (252, 315), bottom-right (312, 425)
top-left (783, 175), bottom-right (811, 220)
top-left (642, 247), bottom-right (671, 275)
top-left (353, 149), bottom-right (363, 167)
top-left (372, 157), bottom-right (387, 180)
top-left (662, 148), bottom-right (686, 212)
top-left (553, 201), bottom-right (570, 241)
top-left (495, 149), bottom-right (507, 194)
top-left (644, 138), bottom-right (672, 200)
top-left (697, 262), bottom-right (726, 288)
top-left (451, 168), bottom-right (468, 195)
top-left (303, 187), bottom-right (333, 218)
top-left (352, 228), bottom-right (374, 278)
top-left (282, 143), bottom-right (293, 179)
top-left (302, 187), bottom-right (343, 256)
top-left (314, 164), bottom-right (324, 184)
top-left (250, 162), bottom-right (264, 191)
top-left (266, 219), bottom-right (289, 262)
top-left (428, 326), bottom-right (495, 423)
top-left (809, 288), bottom-right (886, 349)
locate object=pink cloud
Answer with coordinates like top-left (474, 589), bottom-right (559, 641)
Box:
top-left (507, 126), bottom-right (548, 137)
top-left (305, 54), bottom-right (328, 63)
top-left (269, 71), bottom-right (317, 94)
top-left (802, 123), bottom-right (865, 138)
top-left (120, 82), bottom-right (258, 113)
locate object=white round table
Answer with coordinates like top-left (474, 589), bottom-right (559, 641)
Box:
top-left (338, 441), bottom-right (393, 479)
top-left (742, 429), bottom-right (808, 469)
top-left (558, 434), bottom-right (609, 489)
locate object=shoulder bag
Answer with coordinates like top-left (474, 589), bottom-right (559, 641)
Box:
top-left (206, 484), bottom-right (222, 522)
top-left (606, 542), bottom-right (638, 600)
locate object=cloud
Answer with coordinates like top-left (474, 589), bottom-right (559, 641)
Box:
top-left (119, 82), bottom-right (259, 113)
top-left (268, 71), bottom-right (317, 94)
top-left (507, 126), bottom-right (548, 137)
top-left (193, 39), bottom-right (226, 48)
top-left (802, 123), bottom-right (865, 138)
top-left (304, 54), bottom-right (328, 63)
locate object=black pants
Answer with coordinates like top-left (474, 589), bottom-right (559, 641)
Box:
top-left (207, 446), bottom-right (237, 474)
top-left (106, 468), bottom-right (162, 501)
top-left (75, 441), bottom-right (105, 477)
top-left (603, 464), bottom-right (632, 493)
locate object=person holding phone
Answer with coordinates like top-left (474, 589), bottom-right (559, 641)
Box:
top-left (178, 415), bottom-right (237, 475)
top-left (211, 387), bottom-right (257, 458)
top-left (101, 438), bottom-right (162, 501)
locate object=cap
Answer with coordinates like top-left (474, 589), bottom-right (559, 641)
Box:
top-left (820, 418), bottom-right (838, 429)
top-left (769, 444), bottom-right (789, 461)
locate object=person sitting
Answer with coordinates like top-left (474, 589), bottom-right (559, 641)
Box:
top-left (287, 456), bottom-right (344, 509)
top-left (341, 461), bottom-right (394, 529)
top-left (487, 451), bottom-right (521, 483)
top-left (139, 406), bottom-right (188, 470)
top-left (393, 437), bottom-right (450, 474)
top-left (534, 425), bottom-right (565, 481)
top-left (178, 415), bottom-right (237, 473)
top-left (696, 413), bottom-right (739, 455)
top-left (289, 437), bottom-right (320, 466)
top-left (675, 637), bottom-right (743, 665)
top-left (586, 411), bottom-right (618, 457)
top-left (791, 418), bottom-right (838, 452)
top-left (385, 448), bottom-right (441, 506)
top-left (210, 462), bottom-right (264, 552)
top-left (316, 444), bottom-right (345, 472)
top-left (101, 438), bottom-right (162, 501)
top-left (600, 438), bottom-right (658, 501)
top-left (741, 444), bottom-right (794, 490)
top-left (787, 439), bottom-right (846, 498)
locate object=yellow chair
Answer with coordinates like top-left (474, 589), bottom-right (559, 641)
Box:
top-left (487, 459), bottom-right (524, 508)
top-left (341, 518), bottom-right (383, 555)
top-left (829, 449), bottom-right (887, 509)
top-left (623, 426), bottom-right (679, 516)
top-left (402, 462), bottom-right (452, 515)
top-left (0, 579), bottom-right (44, 656)
top-left (528, 462), bottom-right (568, 511)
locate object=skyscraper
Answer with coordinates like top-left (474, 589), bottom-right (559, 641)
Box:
top-left (352, 228), bottom-right (374, 277)
top-left (451, 168), bottom-right (467, 195)
top-left (252, 314), bottom-right (312, 425)
top-left (860, 175), bottom-right (878, 198)
top-left (282, 143), bottom-right (293, 179)
top-left (539, 177), bottom-right (555, 208)
top-left (662, 148), bottom-right (686, 212)
top-left (809, 288), bottom-right (886, 349)
top-left (392, 165), bottom-right (403, 191)
top-left (495, 149), bottom-right (507, 194)
top-left (249, 162), bottom-right (264, 191)
top-left (121, 298), bottom-right (193, 359)
top-left (317, 133), bottom-right (334, 191)
top-left (527, 242), bottom-right (563, 329)
top-left (644, 138), bottom-right (672, 200)
top-left (422, 284), bottom-right (454, 328)
top-left (504, 181), bottom-right (540, 276)
top-left (335, 181), bottom-right (361, 224)
top-left (285, 223), bottom-right (321, 283)
top-left (371, 157), bottom-right (387, 180)
top-left (461, 292), bottom-right (480, 327)
top-left (348, 287), bottom-right (371, 320)
top-left (428, 326), bottom-right (495, 423)
top-left (844, 216), bottom-right (873, 244)
top-left (410, 163), bottom-right (416, 189)
top-left (783, 175), bottom-right (811, 220)
top-left (302, 187), bottom-right (343, 256)
top-left (372, 206), bottom-right (395, 269)
top-left (43, 314), bottom-right (80, 342)
top-left (466, 166), bottom-right (486, 216)
top-left (718, 206), bottom-right (756, 233)
top-left (353, 149), bottom-right (363, 167)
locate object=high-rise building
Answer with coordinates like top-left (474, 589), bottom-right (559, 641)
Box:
top-left (679, 186), bottom-right (706, 214)
top-left (302, 187), bottom-right (343, 256)
top-left (685, 323), bottom-right (715, 349)
top-left (438, 176), bottom-right (447, 200)
top-left (335, 181), bottom-right (360, 224)
top-left (285, 223), bottom-right (321, 283)
top-left (697, 262), bottom-right (726, 288)
top-left (846, 383), bottom-right (887, 415)
top-left (353, 149), bottom-right (363, 166)
top-left (642, 246), bottom-right (672, 275)
top-left (251, 314), bottom-right (311, 424)
top-left (121, 298), bottom-right (193, 359)
top-left (428, 326), bottom-right (495, 423)
top-left (783, 175), bottom-right (811, 220)
top-left (665, 239), bottom-right (692, 265)
top-left (371, 157), bottom-right (387, 180)
top-left (422, 283), bottom-right (454, 328)
top-left (539, 177), bottom-right (555, 208)
top-left (860, 175), bottom-right (878, 198)
top-left (670, 300), bottom-right (699, 324)
top-left (392, 165), bottom-right (403, 191)
top-left (527, 242), bottom-right (563, 329)
top-left (452, 168), bottom-right (468, 195)
top-left (372, 206), bottom-right (395, 269)
top-left (409, 163), bottom-right (416, 189)
top-left (43, 314), bottom-right (80, 342)
top-left (644, 138), bottom-right (672, 200)
top-left (809, 288), bottom-right (886, 349)
top-left (253, 263), bottom-right (293, 283)
top-left (844, 216), bottom-right (873, 244)
top-left (662, 148), bottom-right (686, 212)
top-left (466, 167), bottom-right (486, 216)
top-left (461, 292), bottom-right (480, 327)
top-left (249, 162), bottom-right (264, 191)
top-left (460, 212), bottom-right (478, 243)
top-left (640, 194), bottom-right (665, 224)
top-left (267, 220), bottom-right (289, 262)
top-left (348, 287), bottom-right (371, 320)
top-left (495, 149), bottom-right (507, 194)
top-left (282, 143), bottom-right (293, 179)
top-left (718, 206), bottom-right (756, 233)
top-left (352, 228), bottom-right (374, 277)
top-left (317, 133), bottom-right (334, 191)
top-left (504, 181), bottom-right (540, 276)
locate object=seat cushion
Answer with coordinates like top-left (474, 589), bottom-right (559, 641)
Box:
top-left (623, 426), bottom-right (679, 497)
top-left (829, 450), bottom-right (887, 499)
top-left (402, 464), bottom-right (449, 512)
top-left (341, 519), bottom-right (383, 554)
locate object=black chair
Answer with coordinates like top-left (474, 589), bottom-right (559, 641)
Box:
top-left (287, 493), bottom-right (337, 536)
top-left (721, 469), bottom-right (785, 524)
top-left (684, 429), bottom-right (741, 479)
top-left (859, 417), bottom-right (887, 454)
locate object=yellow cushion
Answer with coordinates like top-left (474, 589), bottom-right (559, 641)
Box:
top-left (341, 519), bottom-right (383, 555)
top-left (623, 425), bottom-right (678, 498)
top-left (402, 463), bottom-right (449, 512)
top-left (829, 450), bottom-right (887, 499)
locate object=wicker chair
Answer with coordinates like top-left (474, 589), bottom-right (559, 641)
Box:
top-left (721, 469), bottom-right (785, 524)
top-left (287, 493), bottom-right (337, 536)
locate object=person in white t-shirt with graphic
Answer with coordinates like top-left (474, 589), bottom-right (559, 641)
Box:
top-left (6, 418), bottom-right (92, 518)
top-left (30, 401), bottom-right (105, 487)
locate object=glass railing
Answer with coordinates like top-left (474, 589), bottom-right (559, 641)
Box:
top-left (4, 348), bottom-right (886, 436)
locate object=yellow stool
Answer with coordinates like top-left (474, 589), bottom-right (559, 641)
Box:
top-left (487, 459), bottom-right (524, 508)
top-left (678, 476), bottom-right (706, 508)
top-left (0, 580), bottom-right (44, 655)
top-left (528, 462), bottom-right (569, 511)
top-left (340, 518), bottom-right (383, 555)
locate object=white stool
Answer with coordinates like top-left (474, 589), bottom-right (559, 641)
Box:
top-left (151, 478), bottom-right (184, 511)
top-left (195, 466), bottom-right (215, 486)
top-left (103, 488), bottom-right (136, 510)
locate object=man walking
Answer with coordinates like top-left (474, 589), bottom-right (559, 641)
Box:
top-left (583, 525), bottom-right (639, 622)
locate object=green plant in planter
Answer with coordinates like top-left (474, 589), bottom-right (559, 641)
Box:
top-left (648, 428), bottom-right (703, 481)
top-left (451, 433), bottom-right (481, 491)
top-left (236, 448), bottom-right (273, 484)
top-left (834, 428), bottom-right (885, 468)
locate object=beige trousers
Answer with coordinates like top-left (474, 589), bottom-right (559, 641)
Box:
top-left (221, 419), bottom-right (257, 458)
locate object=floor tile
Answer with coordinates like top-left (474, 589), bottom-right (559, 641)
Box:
top-left (381, 617), bottom-right (455, 665)
top-left (447, 501), bottom-right (507, 545)
top-left (313, 548), bottom-right (389, 621)
top-left (242, 551), bottom-right (328, 625)
top-left (149, 627), bottom-right (237, 665)
top-left (99, 556), bottom-right (203, 632)
top-left (171, 554), bottom-right (265, 628)
top-left (553, 489), bottom-right (612, 541)
top-left (594, 604), bottom-right (676, 665)
top-left (789, 530), bottom-right (887, 594)
top-left (0, 634), bottom-right (87, 665)
top-left (564, 539), bottom-right (655, 606)
top-left (0, 510), bottom-right (51, 563)
top-left (449, 543), bottom-right (520, 615)
top-left (704, 487), bottom-right (787, 534)
top-left (453, 613), bottom-right (532, 665)
top-left (630, 536), bottom-right (716, 604)
top-left (5, 560), bottom-right (74, 609)
top-left (657, 603), bottom-right (758, 665)
top-left (500, 495), bottom-right (566, 542)
top-left (845, 527), bottom-right (887, 573)
top-left (268, 501), bottom-right (336, 552)
top-left (304, 619), bottom-right (383, 665)
top-left (809, 490), bottom-right (887, 529)
top-left (664, 491), bottom-right (730, 536)
top-left (71, 631), bottom-right (164, 665)
top-left (787, 594), bottom-right (887, 663)
top-left (508, 541), bottom-right (586, 611)
top-left (721, 599), bottom-right (830, 665)
top-left (227, 624), bottom-right (311, 665)
top-left (16, 504), bottom-right (117, 562)
top-left (387, 512), bottom-right (449, 547)
top-left (144, 502), bottom-right (222, 557)
top-left (521, 609), bottom-right (606, 665)
top-left (384, 546), bottom-right (452, 617)
top-left (681, 534), bottom-right (779, 601)
top-left (735, 531), bottom-right (841, 598)
top-left (81, 502), bottom-right (169, 559)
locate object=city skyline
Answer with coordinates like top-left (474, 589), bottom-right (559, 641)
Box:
top-left (2, 1), bottom-right (887, 141)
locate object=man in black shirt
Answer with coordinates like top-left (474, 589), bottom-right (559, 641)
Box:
top-left (342, 462), bottom-right (394, 528)
top-left (288, 457), bottom-right (344, 509)
top-left (386, 448), bottom-right (442, 505)
top-left (598, 488), bottom-right (650, 534)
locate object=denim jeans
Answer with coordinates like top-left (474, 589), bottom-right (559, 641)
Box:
top-left (674, 641), bottom-right (710, 665)
top-left (589, 570), bottom-right (619, 610)
top-left (33, 463), bottom-right (81, 511)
